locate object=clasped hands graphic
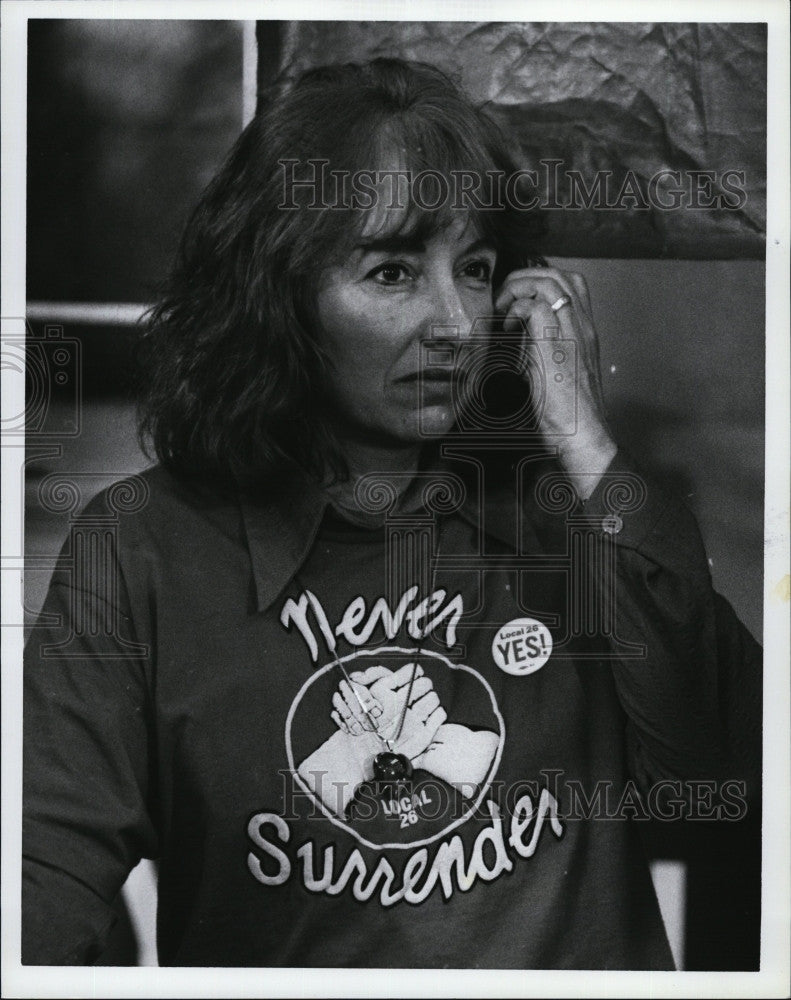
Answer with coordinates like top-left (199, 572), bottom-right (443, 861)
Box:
top-left (298, 662), bottom-right (500, 817)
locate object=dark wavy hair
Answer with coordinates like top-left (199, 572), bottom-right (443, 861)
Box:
top-left (138, 57), bottom-right (545, 490)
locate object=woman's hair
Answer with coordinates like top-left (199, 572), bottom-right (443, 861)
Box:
top-left (138, 57), bottom-right (545, 489)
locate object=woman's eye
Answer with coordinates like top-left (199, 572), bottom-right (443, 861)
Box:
top-left (462, 260), bottom-right (493, 283)
top-left (369, 262), bottom-right (412, 285)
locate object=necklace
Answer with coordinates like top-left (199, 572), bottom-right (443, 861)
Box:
top-left (295, 496), bottom-right (444, 795)
top-left (334, 648), bottom-right (419, 781)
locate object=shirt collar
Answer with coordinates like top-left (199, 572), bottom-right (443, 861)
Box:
top-left (238, 463), bottom-right (544, 614)
top-left (239, 475), bottom-right (330, 613)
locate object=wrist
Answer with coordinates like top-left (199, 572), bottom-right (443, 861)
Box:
top-left (556, 428), bottom-right (618, 500)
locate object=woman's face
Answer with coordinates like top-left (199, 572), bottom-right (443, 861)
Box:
top-left (315, 212), bottom-right (497, 446)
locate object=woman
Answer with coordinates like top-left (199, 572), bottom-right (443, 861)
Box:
top-left (23, 58), bottom-right (761, 969)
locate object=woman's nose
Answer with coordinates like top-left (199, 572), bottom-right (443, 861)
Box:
top-left (426, 279), bottom-right (474, 338)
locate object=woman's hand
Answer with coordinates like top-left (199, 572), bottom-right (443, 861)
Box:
top-left (494, 266), bottom-right (617, 499)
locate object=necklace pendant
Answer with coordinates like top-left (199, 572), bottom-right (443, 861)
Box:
top-left (373, 750), bottom-right (412, 782)
top-left (344, 752), bottom-right (414, 821)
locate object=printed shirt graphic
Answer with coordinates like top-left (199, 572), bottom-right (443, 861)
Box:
top-left (243, 509), bottom-right (592, 928)
top-left (288, 647), bottom-right (504, 848)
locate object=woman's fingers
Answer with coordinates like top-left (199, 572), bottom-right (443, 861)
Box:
top-left (567, 270), bottom-right (593, 316)
top-left (493, 265), bottom-right (612, 441)
top-left (495, 270), bottom-right (596, 369)
top-left (495, 267), bottom-right (592, 323)
top-left (497, 268), bottom-right (599, 376)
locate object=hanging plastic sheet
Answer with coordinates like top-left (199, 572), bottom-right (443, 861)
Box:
top-left (261, 21), bottom-right (766, 259)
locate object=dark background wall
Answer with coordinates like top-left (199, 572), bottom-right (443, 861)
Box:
top-left (27, 19), bottom-right (245, 303)
top-left (24, 19), bottom-right (765, 970)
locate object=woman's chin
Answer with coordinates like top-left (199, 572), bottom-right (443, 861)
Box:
top-left (401, 403), bottom-right (456, 442)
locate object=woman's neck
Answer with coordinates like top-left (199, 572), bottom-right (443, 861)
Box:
top-left (325, 434), bottom-right (428, 523)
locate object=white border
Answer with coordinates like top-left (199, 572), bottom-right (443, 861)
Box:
top-left (2, 1), bottom-right (789, 997)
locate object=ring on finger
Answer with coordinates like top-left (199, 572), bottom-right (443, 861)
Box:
top-left (550, 294), bottom-right (572, 313)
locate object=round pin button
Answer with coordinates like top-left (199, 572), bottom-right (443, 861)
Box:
top-left (492, 617), bottom-right (553, 675)
top-left (602, 514), bottom-right (624, 535)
